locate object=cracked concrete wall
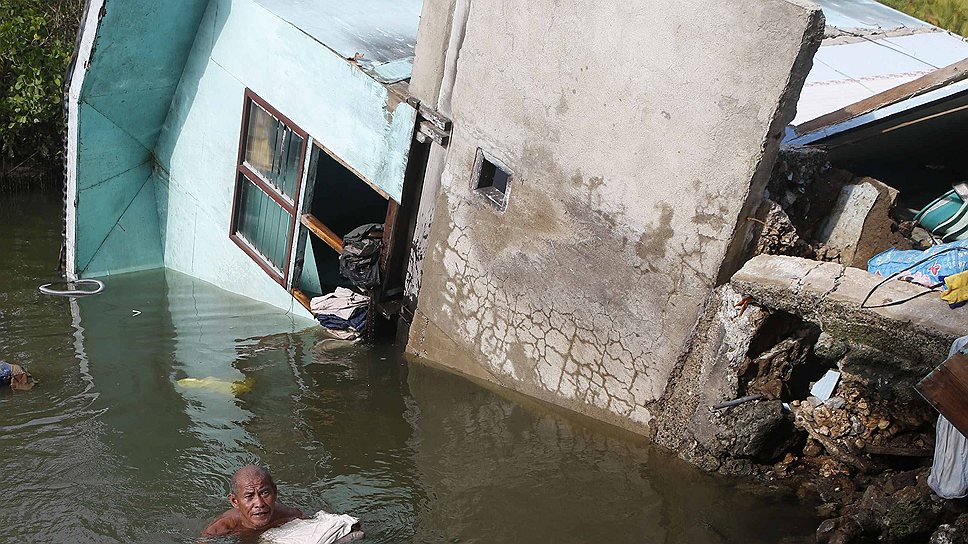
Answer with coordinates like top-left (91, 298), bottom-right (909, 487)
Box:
top-left (406, 0), bottom-right (824, 437)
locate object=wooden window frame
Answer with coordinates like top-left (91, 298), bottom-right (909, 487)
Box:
top-left (229, 89), bottom-right (308, 287)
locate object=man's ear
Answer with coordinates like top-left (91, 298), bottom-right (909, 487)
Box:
top-left (229, 493), bottom-right (239, 509)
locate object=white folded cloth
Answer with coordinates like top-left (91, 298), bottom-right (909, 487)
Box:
top-left (261, 510), bottom-right (359, 544)
top-left (310, 287), bottom-right (368, 320)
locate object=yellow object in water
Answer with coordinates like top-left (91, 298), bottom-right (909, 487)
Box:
top-left (942, 270), bottom-right (968, 305)
top-left (176, 376), bottom-right (254, 395)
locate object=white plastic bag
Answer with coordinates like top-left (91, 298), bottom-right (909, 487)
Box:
top-left (928, 335), bottom-right (968, 499)
top-left (261, 511), bottom-right (359, 544)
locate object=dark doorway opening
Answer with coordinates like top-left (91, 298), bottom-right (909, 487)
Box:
top-left (293, 144), bottom-right (390, 300)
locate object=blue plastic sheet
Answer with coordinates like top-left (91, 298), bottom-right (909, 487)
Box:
top-left (868, 240), bottom-right (968, 287)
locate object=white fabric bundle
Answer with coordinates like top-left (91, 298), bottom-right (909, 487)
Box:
top-left (261, 511), bottom-right (359, 544)
top-left (928, 335), bottom-right (968, 499)
top-left (310, 288), bottom-right (368, 319)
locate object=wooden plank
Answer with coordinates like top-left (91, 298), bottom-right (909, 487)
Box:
top-left (300, 214), bottom-right (343, 254)
top-left (863, 444), bottom-right (933, 458)
top-left (796, 58), bottom-right (968, 135)
top-left (917, 351), bottom-right (968, 438)
top-left (418, 103), bottom-right (452, 132)
top-left (291, 288), bottom-right (312, 312)
top-left (418, 121), bottom-right (450, 147)
top-left (381, 200), bottom-right (398, 271)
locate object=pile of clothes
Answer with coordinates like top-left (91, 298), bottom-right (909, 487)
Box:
top-left (0, 360), bottom-right (35, 391)
top-left (310, 287), bottom-right (369, 340)
top-left (339, 224), bottom-right (383, 289)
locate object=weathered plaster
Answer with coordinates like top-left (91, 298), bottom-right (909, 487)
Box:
top-left (407, 0), bottom-right (824, 436)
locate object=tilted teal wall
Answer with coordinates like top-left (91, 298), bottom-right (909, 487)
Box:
top-left (74, 0), bottom-right (209, 277)
top-left (73, 0), bottom-right (416, 315)
top-left (152, 0), bottom-right (416, 312)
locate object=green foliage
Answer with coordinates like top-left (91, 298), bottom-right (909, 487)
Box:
top-left (878, 0), bottom-right (968, 37)
top-left (0, 0), bottom-right (82, 174)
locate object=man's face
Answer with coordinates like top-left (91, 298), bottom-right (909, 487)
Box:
top-left (229, 474), bottom-right (278, 529)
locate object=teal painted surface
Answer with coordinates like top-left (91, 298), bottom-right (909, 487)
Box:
top-left (75, 161), bottom-right (153, 273)
top-left (76, 103), bottom-right (150, 191)
top-left (160, 0), bottom-right (417, 202)
top-left (251, 0), bottom-right (422, 83)
top-left (298, 237), bottom-right (323, 296)
top-left (74, 0), bottom-right (414, 317)
top-left (151, 0), bottom-right (414, 315)
top-left (371, 58), bottom-right (416, 83)
top-left (84, 177), bottom-right (164, 277)
top-left (74, 0), bottom-right (209, 277)
top-left (151, 43), bottom-right (302, 313)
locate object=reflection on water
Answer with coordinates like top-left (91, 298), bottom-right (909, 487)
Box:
top-left (0, 193), bottom-right (818, 543)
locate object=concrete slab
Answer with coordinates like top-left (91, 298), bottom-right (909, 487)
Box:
top-left (732, 254), bottom-right (966, 393)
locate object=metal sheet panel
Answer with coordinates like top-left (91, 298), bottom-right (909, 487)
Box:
top-left (795, 32), bottom-right (968, 124)
top-left (815, 0), bottom-right (930, 31)
top-left (252, 0), bottom-right (422, 82)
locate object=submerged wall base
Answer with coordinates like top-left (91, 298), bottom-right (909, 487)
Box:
top-left (406, 0), bottom-right (824, 438)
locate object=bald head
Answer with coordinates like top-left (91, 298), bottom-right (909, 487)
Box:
top-left (231, 465), bottom-right (274, 496)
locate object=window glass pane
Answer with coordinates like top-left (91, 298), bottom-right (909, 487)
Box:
top-left (244, 102), bottom-right (277, 178)
top-left (236, 175), bottom-right (292, 273)
top-left (281, 130), bottom-right (304, 199)
top-left (243, 101), bottom-right (303, 201)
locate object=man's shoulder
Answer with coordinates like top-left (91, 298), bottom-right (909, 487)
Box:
top-left (203, 510), bottom-right (241, 536)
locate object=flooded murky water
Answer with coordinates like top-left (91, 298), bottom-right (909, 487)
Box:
top-left (1, 192), bottom-right (819, 543)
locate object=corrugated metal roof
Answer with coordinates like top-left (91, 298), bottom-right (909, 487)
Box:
top-left (814, 0), bottom-right (929, 31)
top-left (795, 32), bottom-right (968, 124)
top-left (793, 0), bottom-right (968, 126)
top-left (254, 0), bottom-right (422, 83)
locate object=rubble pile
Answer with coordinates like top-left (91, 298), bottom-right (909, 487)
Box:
top-left (667, 141), bottom-right (968, 542)
top-left (753, 146), bottom-right (914, 267)
top-left (691, 296), bottom-right (968, 544)
top-left (789, 382), bottom-right (935, 470)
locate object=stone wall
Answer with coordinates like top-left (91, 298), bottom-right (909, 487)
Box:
top-left (406, 0), bottom-right (824, 436)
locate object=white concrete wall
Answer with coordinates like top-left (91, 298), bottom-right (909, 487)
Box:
top-left (407, 0), bottom-right (824, 435)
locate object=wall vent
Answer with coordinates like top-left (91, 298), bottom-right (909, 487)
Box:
top-left (473, 148), bottom-right (512, 210)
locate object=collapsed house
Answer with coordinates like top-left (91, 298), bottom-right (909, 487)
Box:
top-left (64, 0), bottom-right (826, 429)
top-left (63, 0), bottom-right (968, 538)
top-left (65, 0), bottom-right (427, 323)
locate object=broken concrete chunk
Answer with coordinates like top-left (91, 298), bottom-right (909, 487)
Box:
top-left (817, 181), bottom-right (881, 265)
top-left (731, 255), bottom-right (962, 396)
top-left (722, 399), bottom-right (796, 462)
top-left (767, 146), bottom-right (852, 240)
top-left (751, 199), bottom-right (816, 258)
top-left (815, 178), bottom-right (907, 268)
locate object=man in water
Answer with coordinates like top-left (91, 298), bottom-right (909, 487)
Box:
top-left (203, 465), bottom-right (304, 537)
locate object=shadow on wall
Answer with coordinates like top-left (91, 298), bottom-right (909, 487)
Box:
top-left (152, 0), bottom-right (233, 276)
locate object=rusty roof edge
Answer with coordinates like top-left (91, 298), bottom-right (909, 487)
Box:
top-left (793, 57), bottom-right (968, 137)
top-left (822, 25), bottom-right (946, 44)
